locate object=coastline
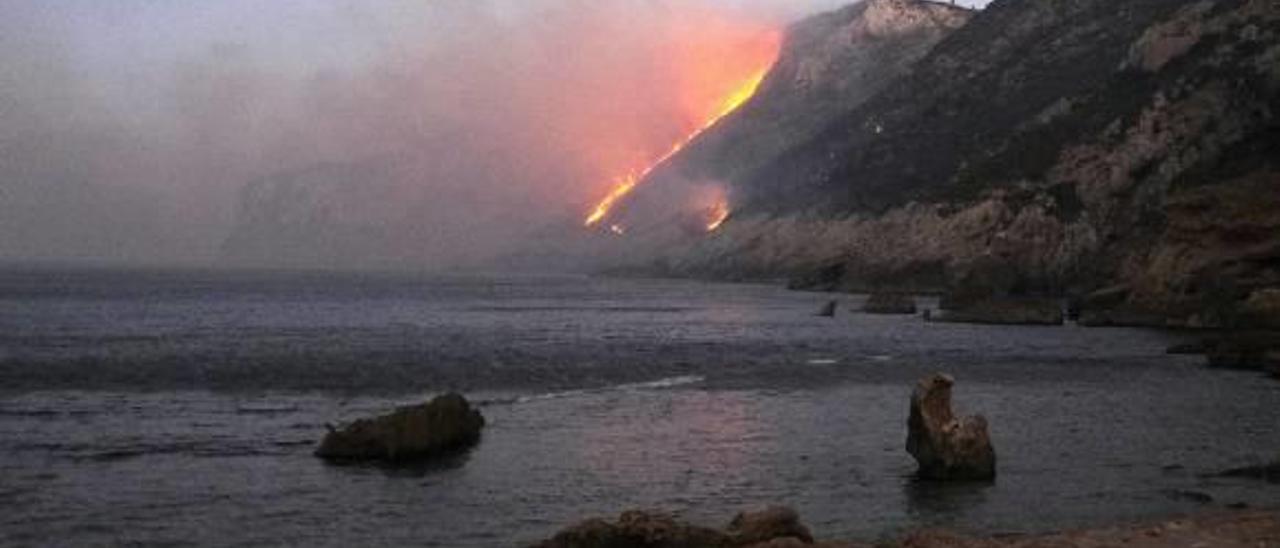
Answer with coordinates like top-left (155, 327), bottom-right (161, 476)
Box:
top-left (884, 509), bottom-right (1280, 548)
top-left (533, 508), bottom-right (1280, 547)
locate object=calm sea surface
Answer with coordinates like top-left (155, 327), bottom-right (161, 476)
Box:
top-left (1, 268), bottom-right (1277, 546)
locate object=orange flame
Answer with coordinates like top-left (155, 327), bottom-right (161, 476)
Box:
top-left (584, 31), bottom-right (780, 228)
top-left (585, 175), bottom-right (639, 226)
top-left (706, 200), bottom-right (731, 231)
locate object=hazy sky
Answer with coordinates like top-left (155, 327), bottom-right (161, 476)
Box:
top-left (0, 0), bottom-right (990, 268)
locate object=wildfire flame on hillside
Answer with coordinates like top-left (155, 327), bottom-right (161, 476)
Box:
top-left (705, 199), bottom-right (731, 231)
top-left (584, 30), bottom-right (780, 231)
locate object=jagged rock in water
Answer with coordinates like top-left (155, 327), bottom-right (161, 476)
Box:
top-left (906, 373), bottom-right (996, 481)
top-left (927, 298), bottom-right (1063, 326)
top-left (817, 300), bottom-right (839, 317)
top-left (862, 293), bottom-right (917, 314)
top-left (315, 393), bottom-right (485, 463)
top-left (530, 507), bottom-right (819, 548)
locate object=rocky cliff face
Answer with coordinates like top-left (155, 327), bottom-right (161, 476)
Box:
top-left (610, 0), bottom-right (972, 231)
top-left (677, 0), bottom-right (971, 182)
top-left (643, 0), bottom-right (1280, 327)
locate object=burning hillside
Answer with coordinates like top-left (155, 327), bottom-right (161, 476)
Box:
top-left (582, 27), bottom-right (781, 232)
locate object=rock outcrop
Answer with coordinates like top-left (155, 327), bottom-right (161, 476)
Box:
top-left (906, 374), bottom-right (996, 481)
top-left (534, 508), bottom-right (1280, 547)
top-left (1240, 289), bottom-right (1280, 330)
top-left (315, 393), bottom-right (485, 463)
top-left (531, 507), bottom-right (821, 548)
top-left (862, 293), bottom-right (917, 315)
top-left (726, 507), bottom-right (814, 546)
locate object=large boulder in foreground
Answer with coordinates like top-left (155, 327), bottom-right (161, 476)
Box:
top-left (906, 374), bottom-right (996, 481)
top-left (531, 507), bottom-right (819, 548)
top-left (862, 293), bottom-right (917, 315)
top-left (315, 393), bottom-right (485, 463)
top-left (531, 510), bottom-right (726, 548)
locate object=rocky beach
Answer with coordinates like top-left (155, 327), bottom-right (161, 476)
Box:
top-left (533, 508), bottom-right (1280, 547)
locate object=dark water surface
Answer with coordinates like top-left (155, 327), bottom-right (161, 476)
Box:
top-left (1, 268), bottom-right (1277, 546)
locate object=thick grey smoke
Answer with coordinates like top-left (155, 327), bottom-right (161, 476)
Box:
top-left (0, 0), bottom-right (984, 269)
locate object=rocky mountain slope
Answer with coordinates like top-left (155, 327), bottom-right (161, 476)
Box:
top-left (614, 0), bottom-right (972, 231)
top-left (638, 0), bottom-right (1280, 328)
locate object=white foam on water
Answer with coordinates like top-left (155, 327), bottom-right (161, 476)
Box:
top-left (614, 375), bottom-right (705, 391)
top-left (511, 375), bottom-right (705, 404)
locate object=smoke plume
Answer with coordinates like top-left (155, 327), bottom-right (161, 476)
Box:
top-left (0, 0), bottom-right (981, 269)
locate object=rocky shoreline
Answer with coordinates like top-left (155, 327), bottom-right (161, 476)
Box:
top-left (518, 313), bottom-right (1278, 547)
top-left (532, 508), bottom-right (1280, 547)
top-left (310, 380), bottom-right (1279, 546)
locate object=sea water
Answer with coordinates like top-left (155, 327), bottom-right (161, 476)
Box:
top-left (1, 268), bottom-right (1277, 546)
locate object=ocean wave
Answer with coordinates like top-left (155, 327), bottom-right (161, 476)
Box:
top-left (478, 374), bottom-right (706, 407)
top-left (4, 439), bottom-right (298, 462)
top-left (467, 306), bottom-right (692, 313)
top-left (612, 375), bottom-right (704, 391)
top-left (235, 403), bottom-right (300, 415)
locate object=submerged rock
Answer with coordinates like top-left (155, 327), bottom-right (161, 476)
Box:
top-left (906, 373), bottom-right (996, 481)
top-left (1162, 489), bottom-right (1215, 504)
top-left (315, 393), bottom-right (485, 463)
top-left (1217, 460), bottom-right (1280, 484)
top-left (862, 293), bottom-right (917, 315)
top-left (1167, 340), bottom-right (1215, 355)
top-left (531, 507), bottom-right (820, 548)
top-left (926, 298), bottom-right (1063, 326)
